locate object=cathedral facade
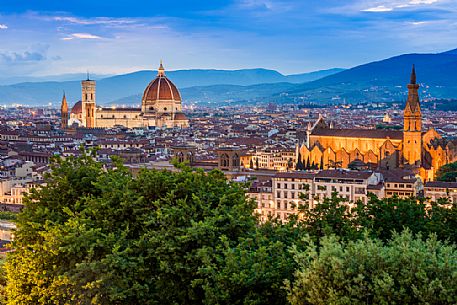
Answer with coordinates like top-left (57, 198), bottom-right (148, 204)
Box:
top-left (62, 62), bottom-right (189, 129)
top-left (297, 66), bottom-right (457, 181)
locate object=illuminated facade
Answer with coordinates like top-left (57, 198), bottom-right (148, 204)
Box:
top-left (67, 62), bottom-right (189, 129)
top-left (297, 66), bottom-right (457, 181)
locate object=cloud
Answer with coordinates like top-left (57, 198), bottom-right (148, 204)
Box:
top-left (362, 6), bottom-right (393, 12)
top-left (0, 51), bottom-right (46, 63)
top-left (235, 0), bottom-right (294, 14)
top-left (0, 24), bottom-right (7, 29)
top-left (360, 0), bottom-right (443, 13)
top-left (53, 16), bottom-right (136, 26)
top-left (62, 33), bottom-right (103, 40)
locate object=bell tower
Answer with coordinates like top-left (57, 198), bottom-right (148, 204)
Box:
top-left (403, 65), bottom-right (422, 166)
top-left (60, 92), bottom-right (69, 129)
top-left (81, 73), bottom-right (96, 128)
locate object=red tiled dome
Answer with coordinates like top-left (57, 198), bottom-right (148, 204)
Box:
top-left (142, 64), bottom-right (181, 102)
top-left (71, 101), bottom-right (82, 114)
top-left (174, 112), bottom-right (187, 120)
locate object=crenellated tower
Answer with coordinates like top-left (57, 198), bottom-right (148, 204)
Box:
top-left (60, 92), bottom-right (69, 129)
top-left (403, 64), bottom-right (422, 166)
top-left (81, 74), bottom-right (96, 128)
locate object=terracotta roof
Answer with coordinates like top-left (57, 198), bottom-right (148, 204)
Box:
top-left (311, 128), bottom-right (403, 140)
top-left (316, 170), bottom-right (374, 180)
top-left (425, 181), bottom-right (457, 188)
top-left (71, 101), bottom-right (82, 115)
top-left (174, 112), bottom-right (188, 120)
top-left (275, 172), bottom-right (316, 179)
top-left (142, 75), bottom-right (181, 102)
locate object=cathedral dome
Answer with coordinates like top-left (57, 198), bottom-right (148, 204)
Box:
top-left (174, 112), bottom-right (187, 121)
top-left (71, 101), bottom-right (82, 115)
top-left (142, 63), bottom-right (181, 102)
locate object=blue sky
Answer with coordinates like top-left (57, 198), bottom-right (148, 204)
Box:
top-left (0, 0), bottom-right (456, 77)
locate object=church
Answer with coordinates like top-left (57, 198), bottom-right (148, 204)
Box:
top-left (60, 62), bottom-right (189, 129)
top-left (296, 66), bottom-right (457, 181)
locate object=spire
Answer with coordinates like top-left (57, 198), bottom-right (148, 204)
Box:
top-left (410, 64), bottom-right (416, 85)
top-left (86, 70), bottom-right (90, 81)
top-left (61, 91), bottom-right (68, 112)
top-left (158, 60), bottom-right (165, 77)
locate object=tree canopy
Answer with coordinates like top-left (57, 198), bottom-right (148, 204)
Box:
top-left (3, 152), bottom-right (457, 304)
top-left (436, 161), bottom-right (457, 182)
top-left (287, 230), bottom-right (457, 305)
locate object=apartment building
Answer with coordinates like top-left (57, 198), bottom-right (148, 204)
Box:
top-left (424, 181), bottom-right (457, 204)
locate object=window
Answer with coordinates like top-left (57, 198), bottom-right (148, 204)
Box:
top-left (346, 186), bottom-right (350, 192)
top-left (291, 184), bottom-right (295, 190)
top-left (164, 107), bottom-right (168, 111)
top-left (277, 192), bottom-right (281, 198)
top-left (277, 183), bottom-right (280, 188)
top-left (277, 202), bottom-right (280, 209)
top-left (284, 183), bottom-right (288, 189)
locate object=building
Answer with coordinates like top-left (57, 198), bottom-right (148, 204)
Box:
top-left (247, 169), bottom-right (384, 222)
top-left (66, 62), bottom-right (189, 129)
top-left (424, 181), bottom-right (457, 204)
top-left (61, 93), bottom-right (69, 129)
top-left (297, 66), bottom-right (457, 181)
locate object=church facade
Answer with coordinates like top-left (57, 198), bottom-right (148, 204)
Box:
top-left (297, 66), bottom-right (457, 181)
top-left (62, 62), bottom-right (189, 129)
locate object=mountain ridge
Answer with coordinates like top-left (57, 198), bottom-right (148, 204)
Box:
top-left (0, 68), bottom-right (344, 106)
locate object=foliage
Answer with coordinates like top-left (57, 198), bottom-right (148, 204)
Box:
top-left (287, 230), bottom-right (457, 305)
top-left (436, 161), bottom-right (457, 182)
top-left (5, 151), bottom-right (258, 304)
top-left (299, 193), bottom-right (359, 245)
top-left (3, 151), bottom-right (457, 304)
top-left (0, 212), bottom-right (17, 221)
top-left (199, 218), bottom-right (307, 305)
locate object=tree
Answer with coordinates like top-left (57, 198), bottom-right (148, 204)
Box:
top-left (5, 152), bottom-right (257, 304)
top-left (436, 161), bottom-right (457, 182)
top-left (298, 193), bottom-right (359, 245)
top-left (287, 230), bottom-right (457, 305)
top-left (355, 195), bottom-right (429, 241)
top-left (200, 218), bottom-right (308, 305)
top-left (296, 153), bottom-right (304, 171)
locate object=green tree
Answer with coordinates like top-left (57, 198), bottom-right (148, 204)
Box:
top-left (298, 193), bottom-right (359, 245)
top-left (5, 152), bottom-right (257, 304)
top-left (199, 218), bottom-right (307, 305)
top-left (436, 161), bottom-right (457, 182)
top-left (355, 195), bottom-right (429, 241)
top-left (287, 230), bottom-right (457, 305)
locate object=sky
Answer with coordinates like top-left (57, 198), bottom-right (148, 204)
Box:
top-left (0, 0), bottom-right (456, 77)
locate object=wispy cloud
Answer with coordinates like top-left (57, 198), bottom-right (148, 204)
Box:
top-left (53, 16), bottom-right (137, 26)
top-left (0, 51), bottom-right (46, 63)
top-left (235, 0), bottom-right (294, 14)
top-left (62, 33), bottom-right (103, 40)
top-left (362, 6), bottom-right (393, 12)
top-left (0, 24), bottom-right (7, 29)
top-left (361, 0), bottom-right (442, 13)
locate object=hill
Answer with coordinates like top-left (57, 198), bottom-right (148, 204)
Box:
top-left (279, 49), bottom-right (457, 103)
top-left (0, 68), bottom-right (343, 106)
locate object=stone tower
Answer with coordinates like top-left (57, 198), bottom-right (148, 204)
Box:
top-left (60, 92), bottom-right (69, 129)
top-left (403, 65), bottom-right (422, 166)
top-left (81, 74), bottom-right (96, 128)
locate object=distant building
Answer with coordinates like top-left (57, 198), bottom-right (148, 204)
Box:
top-left (297, 66), bottom-right (457, 181)
top-left (424, 181), bottom-right (457, 204)
top-left (66, 62), bottom-right (189, 129)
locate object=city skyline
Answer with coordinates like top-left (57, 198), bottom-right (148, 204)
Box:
top-left (1, 0), bottom-right (457, 77)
